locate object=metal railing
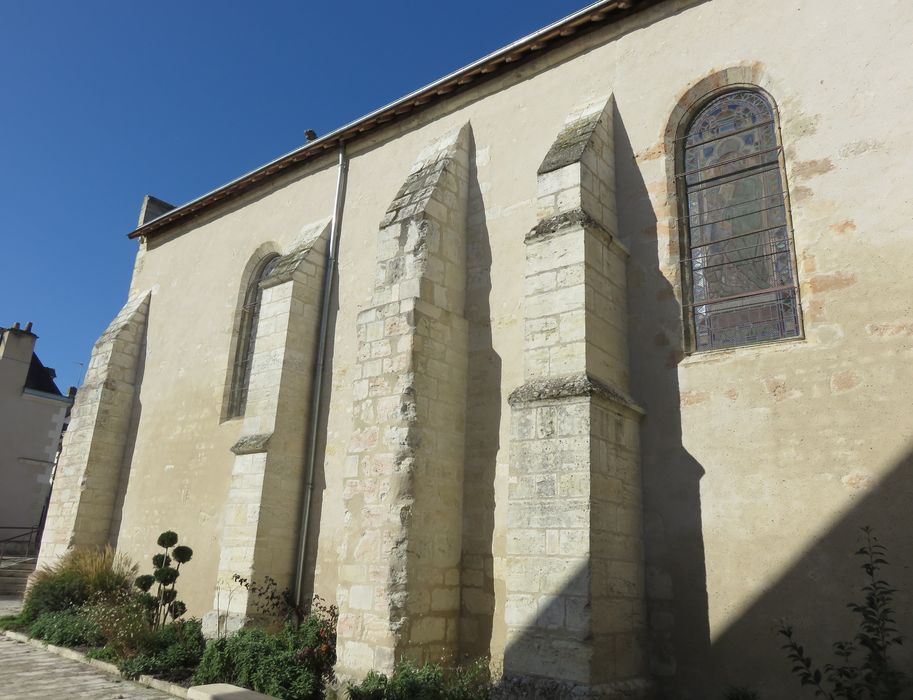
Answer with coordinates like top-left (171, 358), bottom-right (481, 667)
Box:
top-left (0, 526), bottom-right (40, 568)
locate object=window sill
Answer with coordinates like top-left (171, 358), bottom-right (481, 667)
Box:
top-left (679, 333), bottom-right (807, 367)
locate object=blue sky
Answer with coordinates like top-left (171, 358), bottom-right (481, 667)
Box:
top-left (0, 0), bottom-right (586, 390)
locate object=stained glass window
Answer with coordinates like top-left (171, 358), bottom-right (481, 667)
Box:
top-left (679, 89), bottom-right (801, 351)
top-left (227, 254), bottom-right (279, 417)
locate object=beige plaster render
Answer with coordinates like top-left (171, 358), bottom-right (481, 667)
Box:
top-left (0, 330), bottom-right (70, 536)
top-left (46, 0), bottom-right (913, 697)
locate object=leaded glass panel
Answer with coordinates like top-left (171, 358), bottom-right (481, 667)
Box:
top-left (680, 90), bottom-right (800, 351)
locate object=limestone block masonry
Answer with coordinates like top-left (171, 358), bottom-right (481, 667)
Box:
top-left (335, 124), bottom-right (471, 679)
top-left (205, 221), bottom-right (330, 636)
top-left (37, 292), bottom-right (151, 568)
top-left (503, 97), bottom-right (653, 698)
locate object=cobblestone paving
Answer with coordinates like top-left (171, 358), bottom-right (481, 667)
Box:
top-left (0, 636), bottom-right (172, 699)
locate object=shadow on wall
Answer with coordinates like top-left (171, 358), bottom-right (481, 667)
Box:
top-left (494, 106), bottom-right (713, 696)
top-left (109, 318), bottom-right (148, 547)
top-left (496, 105), bottom-right (913, 700)
top-left (615, 105), bottom-right (713, 695)
top-left (705, 450), bottom-right (913, 700)
top-left (615, 104), bottom-right (913, 698)
top-left (460, 130), bottom-right (502, 658)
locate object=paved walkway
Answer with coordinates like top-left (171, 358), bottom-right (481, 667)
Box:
top-left (0, 636), bottom-right (172, 699)
top-left (0, 596), bottom-right (23, 616)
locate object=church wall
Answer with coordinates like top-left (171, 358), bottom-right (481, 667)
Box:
top-left (102, 0), bottom-right (912, 695)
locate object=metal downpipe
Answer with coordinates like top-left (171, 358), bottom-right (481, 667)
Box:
top-left (294, 143), bottom-right (349, 605)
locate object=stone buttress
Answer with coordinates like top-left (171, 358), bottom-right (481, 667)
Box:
top-left (205, 221), bottom-right (329, 636)
top-left (503, 97), bottom-right (652, 697)
top-left (37, 292), bottom-right (151, 566)
top-left (335, 124), bottom-right (471, 678)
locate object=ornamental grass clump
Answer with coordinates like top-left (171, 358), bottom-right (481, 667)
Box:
top-left (133, 530), bottom-right (193, 630)
top-left (22, 545), bottom-right (136, 623)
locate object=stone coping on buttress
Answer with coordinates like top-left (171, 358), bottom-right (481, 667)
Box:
top-left (508, 372), bottom-right (644, 417)
top-left (230, 433), bottom-right (272, 455)
top-left (525, 208), bottom-right (630, 257)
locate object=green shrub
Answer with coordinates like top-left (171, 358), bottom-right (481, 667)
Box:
top-left (83, 590), bottom-right (156, 658)
top-left (348, 670), bottom-right (390, 700)
top-left (194, 602), bottom-right (337, 700)
top-left (0, 614), bottom-right (26, 632)
top-left (21, 570), bottom-right (90, 623)
top-left (22, 546), bottom-right (136, 623)
top-left (28, 608), bottom-right (104, 647)
top-left (347, 659), bottom-right (492, 700)
top-left (778, 526), bottom-right (912, 699)
top-left (232, 574), bottom-right (310, 629)
top-left (194, 628), bottom-right (319, 700)
top-left (85, 645), bottom-right (120, 663)
top-left (118, 618), bottom-right (205, 682)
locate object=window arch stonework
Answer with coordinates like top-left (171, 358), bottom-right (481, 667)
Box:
top-left (675, 86), bottom-right (802, 351)
top-left (226, 253), bottom-right (280, 418)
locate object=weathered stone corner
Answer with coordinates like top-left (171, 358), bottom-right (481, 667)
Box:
top-left (536, 95), bottom-right (617, 236)
top-left (538, 98), bottom-right (612, 176)
top-left (335, 122), bottom-right (471, 681)
top-left (37, 291), bottom-right (152, 569)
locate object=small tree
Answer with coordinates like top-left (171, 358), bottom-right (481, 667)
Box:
top-left (231, 573), bottom-right (307, 629)
top-left (778, 527), bottom-right (911, 699)
top-left (134, 530), bottom-right (194, 630)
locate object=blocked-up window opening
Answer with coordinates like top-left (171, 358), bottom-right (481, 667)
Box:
top-left (227, 254), bottom-right (279, 417)
top-left (679, 89), bottom-right (801, 351)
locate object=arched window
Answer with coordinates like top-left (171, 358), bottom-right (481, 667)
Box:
top-left (678, 88), bottom-right (801, 351)
top-left (227, 254), bottom-right (279, 417)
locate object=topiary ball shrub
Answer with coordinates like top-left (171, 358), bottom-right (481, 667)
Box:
top-left (134, 574), bottom-right (155, 593)
top-left (157, 531), bottom-right (179, 548)
top-left (136, 530), bottom-right (194, 629)
top-left (172, 546), bottom-right (193, 564)
top-left (28, 608), bottom-right (104, 648)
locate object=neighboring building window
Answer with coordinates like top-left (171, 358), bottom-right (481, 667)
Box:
top-left (678, 89), bottom-right (801, 351)
top-left (227, 254), bottom-right (279, 417)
